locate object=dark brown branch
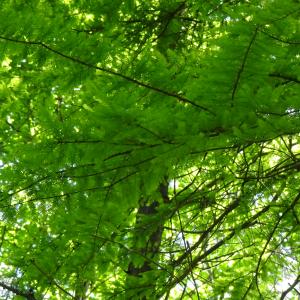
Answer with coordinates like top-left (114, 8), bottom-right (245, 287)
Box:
top-left (269, 73), bottom-right (300, 84)
top-left (260, 30), bottom-right (300, 45)
top-left (0, 282), bottom-right (36, 300)
top-left (0, 35), bottom-right (214, 115)
top-left (280, 275), bottom-right (300, 300)
top-left (169, 195), bottom-right (284, 289)
top-left (169, 230), bottom-right (236, 289)
top-left (231, 27), bottom-right (259, 104)
top-left (173, 198), bottom-right (240, 266)
top-left (127, 182), bottom-right (168, 277)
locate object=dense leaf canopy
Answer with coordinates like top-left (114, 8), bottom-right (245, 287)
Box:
top-left (0, 0), bottom-right (299, 299)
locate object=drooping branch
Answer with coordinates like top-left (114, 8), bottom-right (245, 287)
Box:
top-left (0, 35), bottom-right (215, 115)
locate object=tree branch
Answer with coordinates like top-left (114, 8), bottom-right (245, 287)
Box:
top-left (280, 275), bottom-right (300, 300)
top-left (269, 73), bottom-right (300, 84)
top-left (260, 30), bottom-right (300, 45)
top-left (173, 198), bottom-right (240, 267)
top-left (231, 27), bottom-right (259, 104)
top-left (243, 191), bottom-right (300, 299)
top-left (0, 35), bottom-right (214, 115)
top-left (0, 281), bottom-right (36, 300)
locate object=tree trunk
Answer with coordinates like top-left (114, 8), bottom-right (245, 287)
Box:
top-left (125, 181), bottom-right (169, 299)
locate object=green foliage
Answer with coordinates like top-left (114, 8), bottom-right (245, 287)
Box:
top-left (0, 0), bottom-right (299, 299)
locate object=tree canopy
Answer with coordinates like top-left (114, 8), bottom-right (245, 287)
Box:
top-left (0, 0), bottom-right (299, 299)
